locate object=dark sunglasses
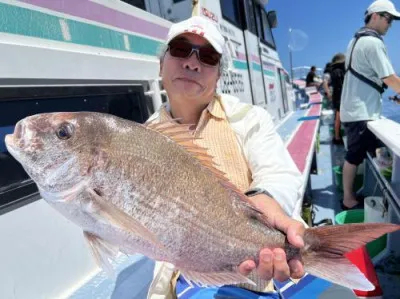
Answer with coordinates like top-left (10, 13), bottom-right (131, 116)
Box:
top-left (167, 40), bottom-right (221, 67)
top-left (379, 13), bottom-right (393, 24)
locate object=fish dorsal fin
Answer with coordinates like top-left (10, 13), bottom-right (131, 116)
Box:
top-left (145, 120), bottom-right (267, 223)
top-left (145, 120), bottom-right (230, 182)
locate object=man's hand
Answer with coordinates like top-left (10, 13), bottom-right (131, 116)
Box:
top-left (237, 194), bottom-right (306, 282)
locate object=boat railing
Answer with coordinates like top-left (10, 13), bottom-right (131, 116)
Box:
top-left (366, 119), bottom-right (400, 262)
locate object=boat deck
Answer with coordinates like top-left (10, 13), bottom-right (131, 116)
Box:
top-left (311, 123), bottom-right (345, 225)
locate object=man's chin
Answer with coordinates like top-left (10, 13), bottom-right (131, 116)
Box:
top-left (174, 85), bottom-right (202, 96)
top-left (182, 92), bottom-right (204, 100)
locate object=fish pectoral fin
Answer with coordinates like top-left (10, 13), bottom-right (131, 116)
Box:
top-left (86, 188), bottom-right (165, 250)
top-left (84, 231), bottom-right (119, 278)
top-left (180, 270), bottom-right (256, 287)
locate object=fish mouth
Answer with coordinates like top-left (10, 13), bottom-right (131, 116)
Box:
top-left (5, 134), bottom-right (25, 164)
top-left (5, 120), bottom-right (26, 151)
top-left (14, 120), bottom-right (24, 140)
top-left (5, 134), bottom-right (18, 151)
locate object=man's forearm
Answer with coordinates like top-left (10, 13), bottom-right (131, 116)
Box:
top-left (383, 74), bottom-right (400, 94)
top-left (323, 81), bottom-right (331, 98)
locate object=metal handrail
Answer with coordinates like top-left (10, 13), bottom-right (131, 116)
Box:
top-left (366, 152), bottom-right (400, 218)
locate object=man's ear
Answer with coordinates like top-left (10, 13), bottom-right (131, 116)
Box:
top-left (214, 72), bottom-right (221, 93)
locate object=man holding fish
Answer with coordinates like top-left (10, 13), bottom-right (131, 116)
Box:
top-left (146, 15), bottom-right (307, 297)
top-left (4, 13), bottom-right (399, 299)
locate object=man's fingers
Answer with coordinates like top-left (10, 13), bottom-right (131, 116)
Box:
top-left (238, 260), bottom-right (256, 276)
top-left (245, 247), bottom-right (305, 282)
top-left (286, 223), bottom-right (305, 248)
top-left (256, 248), bottom-right (273, 280)
top-left (288, 259), bottom-right (305, 279)
top-left (272, 248), bottom-right (290, 282)
top-left (273, 217), bottom-right (305, 249)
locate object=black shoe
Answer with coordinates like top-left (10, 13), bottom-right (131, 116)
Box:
top-left (355, 194), bottom-right (365, 202)
top-left (340, 201), bottom-right (364, 211)
top-left (332, 138), bottom-right (344, 145)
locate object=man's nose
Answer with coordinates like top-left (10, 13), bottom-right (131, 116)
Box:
top-left (183, 51), bottom-right (201, 72)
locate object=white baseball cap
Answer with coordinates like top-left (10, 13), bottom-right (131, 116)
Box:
top-left (166, 16), bottom-right (225, 54)
top-left (366, 0), bottom-right (400, 20)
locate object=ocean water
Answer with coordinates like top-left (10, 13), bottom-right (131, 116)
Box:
top-left (382, 98), bottom-right (400, 123)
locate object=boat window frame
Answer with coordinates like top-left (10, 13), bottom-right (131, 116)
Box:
top-left (220, 0), bottom-right (244, 29)
top-left (120, 0), bottom-right (146, 10)
top-left (277, 68), bottom-right (289, 114)
top-left (243, 0), bottom-right (258, 35)
top-left (253, 2), bottom-right (264, 39)
top-left (260, 8), bottom-right (276, 49)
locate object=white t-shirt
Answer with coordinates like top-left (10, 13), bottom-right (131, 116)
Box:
top-left (340, 36), bottom-right (395, 122)
top-left (323, 72), bottom-right (331, 83)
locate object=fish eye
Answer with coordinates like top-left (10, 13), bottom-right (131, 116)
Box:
top-left (56, 123), bottom-right (74, 140)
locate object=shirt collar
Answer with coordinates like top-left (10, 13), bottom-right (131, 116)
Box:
top-left (207, 95), bottom-right (226, 120)
top-left (160, 95), bottom-right (226, 121)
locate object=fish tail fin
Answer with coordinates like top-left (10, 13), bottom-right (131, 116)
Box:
top-left (303, 223), bottom-right (400, 291)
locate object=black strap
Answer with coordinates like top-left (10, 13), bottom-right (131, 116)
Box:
top-left (346, 28), bottom-right (387, 94)
top-left (245, 188), bottom-right (274, 199)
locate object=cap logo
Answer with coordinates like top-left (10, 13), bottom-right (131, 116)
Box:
top-left (184, 28), bottom-right (205, 37)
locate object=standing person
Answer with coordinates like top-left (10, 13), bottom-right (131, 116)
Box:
top-left (330, 53), bottom-right (346, 145)
top-left (322, 62), bottom-right (333, 102)
top-left (340, 0), bottom-right (400, 210)
top-left (305, 66), bottom-right (321, 87)
top-left (146, 15), bottom-right (307, 298)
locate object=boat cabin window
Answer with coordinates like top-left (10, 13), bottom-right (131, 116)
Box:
top-left (243, 0), bottom-right (257, 35)
top-left (284, 72), bottom-right (291, 84)
top-left (0, 85), bottom-right (150, 214)
top-left (221, 0), bottom-right (243, 28)
top-left (261, 9), bottom-right (276, 49)
top-left (254, 4), bottom-right (264, 39)
top-left (120, 0), bottom-right (146, 10)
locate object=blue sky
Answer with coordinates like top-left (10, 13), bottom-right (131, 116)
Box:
top-left (267, 0), bottom-right (400, 83)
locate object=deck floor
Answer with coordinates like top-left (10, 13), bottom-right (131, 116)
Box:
top-left (69, 254), bottom-right (154, 298)
top-left (310, 122), bottom-right (345, 225)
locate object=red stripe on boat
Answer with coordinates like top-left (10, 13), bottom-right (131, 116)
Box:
top-left (287, 104), bottom-right (321, 173)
